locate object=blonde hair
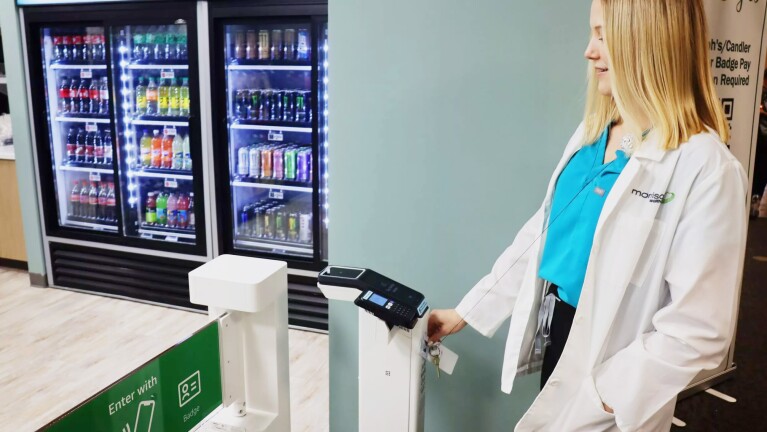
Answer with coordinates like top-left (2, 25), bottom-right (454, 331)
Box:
top-left (582, 0), bottom-right (730, 149)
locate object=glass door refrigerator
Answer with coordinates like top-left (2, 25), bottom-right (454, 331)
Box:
top-left (21, 1), bottom-right (213, 309)
top-left (209, 1), bottom-right (329, 329)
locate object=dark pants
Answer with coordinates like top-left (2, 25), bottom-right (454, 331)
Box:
top-left (540, 286), bottom-right (577, 390)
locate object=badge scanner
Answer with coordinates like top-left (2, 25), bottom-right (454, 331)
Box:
top-left (318, 266), bottom-right (453, 432)
top-left (189, 255), bottom-right (291, 432)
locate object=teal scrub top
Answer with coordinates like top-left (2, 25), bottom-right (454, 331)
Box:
top-left (537, 125), bottom-right (630, 308)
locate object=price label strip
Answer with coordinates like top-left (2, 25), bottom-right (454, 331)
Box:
top-left (268, 131), bottom-right (284, 142)
top-left (165, 179), bottom-right (179, 188)
top-left (85, 123), bottom-right (98, 133)
top-left (161, 70), bottom-right (175, 80)
top-left (80, 69), bottom-right (93, 79)
top-left (89, 173), bottom-right (102, 182)
top-left (164, 127), bottom-right (178, 136)
top-left (269, 189), bottom-right (284, 200)
top-left (166, 236), bottom-right (179, 243)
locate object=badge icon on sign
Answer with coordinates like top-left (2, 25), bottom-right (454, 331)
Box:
top-left (178, 371), bottom-right (202, 408)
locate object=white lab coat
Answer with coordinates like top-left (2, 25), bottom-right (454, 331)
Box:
top-left (456, 124), bottom-right (748, 431)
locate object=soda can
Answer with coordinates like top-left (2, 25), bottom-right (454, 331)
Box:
top-left (283, 29), bottom-right (296, 61)
top-left (258, 30), bottom-right (270, 60)
top-left (254, 207), bottom-right (265, 238)
top-left (282, 91), bottom-right (295, 122)
top-left (284, 148), bottom-right (297, 180)
top-left (239, 204), bottom-right (250, 236)
top-left (295, 91), bottom-right (306, 122)
top-left (271, 91), bottom-right (283, 121)
top-left (260, 90), bottom-right (271, 120)
top-left (248, 146), bottom-right (261, 178)
top-left (288, 212), bottom-right (299, 242)
top-left (250, 90), bottom-right (261, 120)
top-left (246, 30), bottom-right (257, 60)
top-left (239, 89), bottom-right (251, 120)
top-left (297, 28), bottom-right (310, 61)
top-left (297, 149), bottom-right (311, 182)
top-left (234, 31), bottom-right (246, 60)
top-left (271, 29), bottom-right (283, 60)
top-left (272, 147), bottom-right (285, 180)
top-left (264, 208), bottom-right (275, 239)
top-left (275, 207), bottom-right (287, 240)
top-left (260, 146), bottom-right (273, 178)
top-left (299, 212), bottom-right (312, 243)
top-left (237, 146), bottom-right (249, 177)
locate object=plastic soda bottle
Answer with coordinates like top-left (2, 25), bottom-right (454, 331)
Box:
top-left (145, 192), bottom-right (157, 224)
top-left (79, 180), bottom-right (89, 219)
top-left (167, 193), bottom-right (178, 227)
top-left (179, 78), bottom-right (190, 117)
top-left (145, 77), bottom-right (158, 115)
top-left (156, 192), bottom-right (168, 225)
top-left (158, 79), bottom-right (169, 114)
top-left (150, 130), bottom-right (162, 168)
top-left (135, 77), bottom-right (147, 115)
top-left (172, 133), bottom-right (184, 170)
top-left (106, 183), bottom-right (116, 222)
top-left (88, 182), bottom-right (98, 220)
top-left (168, 78), bottom-right (180, 116)
top-left (97, 182), bottom-right (108, 220)
top-left (161, 131), bottom-right (174, 169)
top-left (188, 193), bottom-right (195, 229)
top-left (139, 130), bottom-right (152, 168)
top-left (182, 134), bottom-right (191, 170)
top-left (177, 193), bottom-right (189, 229)
top-left (69, 181), bottom-right (80, 217)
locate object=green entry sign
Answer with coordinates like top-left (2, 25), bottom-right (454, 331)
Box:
top-left (43, 321), bottom-right (222, 432)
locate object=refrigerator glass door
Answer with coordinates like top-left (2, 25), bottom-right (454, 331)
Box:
top-left (39, 25), bottom-right (119, 233)
top-left (224, 22), bottom-right (315, 258)
top-left (110, 23), bottom-right (198, 245)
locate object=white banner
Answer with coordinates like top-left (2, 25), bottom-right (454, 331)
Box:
top-left (705, 0), bottom-right (767, 196)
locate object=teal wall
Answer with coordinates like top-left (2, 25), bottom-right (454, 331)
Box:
top-left (328, 1), bottom-right (589, 430)
top-left (1, 0), bottom-right (46, 276)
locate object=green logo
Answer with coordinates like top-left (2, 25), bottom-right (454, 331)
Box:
top-left (661, 192), bottom-right (676, 204)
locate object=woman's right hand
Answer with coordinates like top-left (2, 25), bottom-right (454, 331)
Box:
top-left (427, 309), bottom-right (467, 343)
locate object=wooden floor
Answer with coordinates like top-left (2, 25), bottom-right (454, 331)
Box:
top-left (0, 268), bottom-right (329, 432)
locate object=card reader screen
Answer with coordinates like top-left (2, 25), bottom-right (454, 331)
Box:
top-left (369, 293), bottom-right (388, 306)
top-left (324, 267), bottom-right (364, 279)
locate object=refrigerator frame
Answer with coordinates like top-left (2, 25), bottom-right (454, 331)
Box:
top-left (21, 1), bottom-right (211, 258)
top-left (208, 1), bottom-right (328, 272)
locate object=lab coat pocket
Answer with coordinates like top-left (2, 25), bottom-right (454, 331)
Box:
top-left (547, 376), bottom-right (618, 432)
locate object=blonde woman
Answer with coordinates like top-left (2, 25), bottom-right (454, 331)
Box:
top-left (428, 0), bottom-right (747, 430)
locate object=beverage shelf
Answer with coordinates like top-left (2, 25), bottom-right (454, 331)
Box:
top-left (59, 165), bottom-right (113, 174)
top-left (232, 180), bottom-right (312, 193)
top-left (131, 118), bottom-right (189, 127)
top-left (55, 116), bottom-right (111, 124)
top-left (66, 219), bottom-right (118, 232)
top-left (127, 64), bottom-right (189, 70)
top-left (50, 64), bottom-right (107, 70)
top-left (229, 123), bottom-right (312, 133)
top-left (227, 65), bottom-right (312, 72)
top-left (235, 237), bottom-right (313, 254)
top-left (139, 225), bottom-right (196, 240)
top-left (133, 170), bottom-right (193, 180)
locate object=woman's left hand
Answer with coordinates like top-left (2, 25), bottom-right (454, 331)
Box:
top-left (603, 403), bottom-right (614, 414)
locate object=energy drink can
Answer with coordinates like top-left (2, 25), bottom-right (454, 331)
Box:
top-left (239, 204), bottom-right (250, 236)
top-left (283, 29), bottom-right (296, 60)
top-left (250, 90), bottom-right (261, 120)
top-left (261, 146), bottom-right (273, 178)
top-left (237, 146), bottom-right (249, 177)
top-left (299, 212), bottom-right (312, 243)
top-left (248, 146), bottom-right (261, 178)
top-left (272, 147), bottom-right (285, 180)
top-left (254, 207), bottom-right (265, 238)
top-left (297, 149), bottom-right (311, 182)
top-left (284, 148), bottom-right (297, 180)
top-left (258, 30), bottom-right (270, 60)
top-left (288, 212), bottom-right (299, 242)
top-left (295, 91), bottom-right (307, 122)
top-left (297, 28), bottom-right (310, 61)
top-left (275, 207), bottom-right (287, 240)
top-left (271, 91), bottom-right (283, 121)
top-left (264, 208), bottom-right (274, 239)
top-left (271, 29), bottom-right (283, 60)
top-left (282, 91), bottom-right (295, 122)
top-left (260, 90), bottom-right (271, 120)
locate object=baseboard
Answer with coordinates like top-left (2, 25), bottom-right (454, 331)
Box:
top-left (29, 272), bottom-right (48, 288)
top-left (0, 258), bottom-right (28, 271)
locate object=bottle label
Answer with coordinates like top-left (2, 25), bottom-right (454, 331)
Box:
top-left (98, 196), bottom-right (107, 206)
top-left (181, 96), bottom-right (190, 110)
top-left (170, 97), bottom-right (180, 109)
top-left (178, 210), bottom-right (188, 226)
top-left (136, 95), bottom-right (147, 109)
top-left (159, 95), bottom-right (169, 109)
top-left (100, 90), bottom-right (109, 100)
top-left (157, 208), bottom-right (167, 222)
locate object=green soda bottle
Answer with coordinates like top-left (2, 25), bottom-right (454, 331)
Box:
top-left (168, 78), bottom-right (180, 116)
top-left (179, 77), bottom-right (190, 117)
top-left (156, 192), bottom-right (168, 226)
top-left (158, 78), bottom-right (169, 114)
top-left (139, 129), bottom-right (152, 168)
top-left (135, 77), bottom-right (147, 115)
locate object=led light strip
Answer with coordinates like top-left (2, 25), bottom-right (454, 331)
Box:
top-left (118, 33), bottom-right (139, 207)
top-left (321, 29), bottom-right (330, 229)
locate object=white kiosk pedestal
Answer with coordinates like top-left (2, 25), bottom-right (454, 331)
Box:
top-left (189, 255), bottom-right (291, 432)
top-left (319, 283), bottom-right (428, 432)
